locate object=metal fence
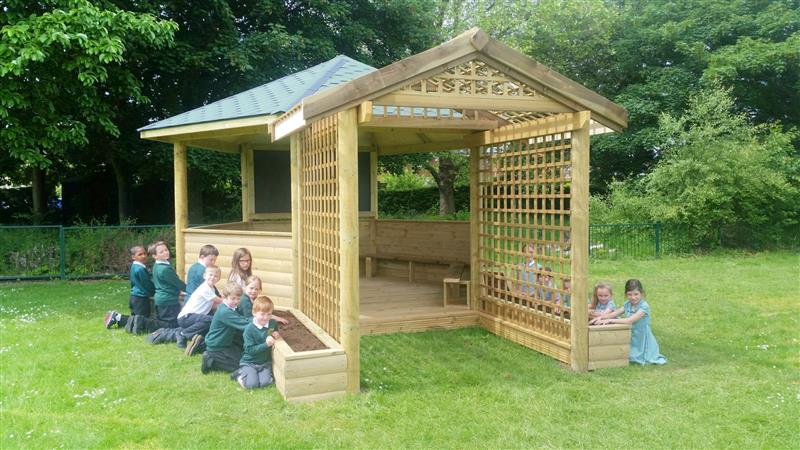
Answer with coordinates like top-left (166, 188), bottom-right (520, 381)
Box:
top-left (0, 223), bottom-right (687, 281)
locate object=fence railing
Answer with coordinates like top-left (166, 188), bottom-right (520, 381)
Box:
top-left (0, 223), bottom-right (687, 281)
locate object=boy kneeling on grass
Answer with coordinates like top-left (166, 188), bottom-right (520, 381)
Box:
top-left (201, 282), bottom-right (249, 374)
top-left (234, 295), bottom-right (280, 389)
top-left (104, 245), bottom-right (154, 330)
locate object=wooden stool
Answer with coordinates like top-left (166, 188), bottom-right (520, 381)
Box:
top-left (443, 278), bottom-right (470, 307)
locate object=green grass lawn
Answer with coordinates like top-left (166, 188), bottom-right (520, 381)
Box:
top-left (1, 252), bottom-right (798, 448)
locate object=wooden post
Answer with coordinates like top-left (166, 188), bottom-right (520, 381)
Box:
top-left (173, 141), bottom-right (188, 279)
top-left (469, 146), bottom-right (480, 310)
top-left (290, 134), bottom-right (302, 309)
top-left (370, 149), bottom-right (378, 216)
top-left (337, 108), bottom-right (360, 393)
top-left (240, 145), bottom-right (255, 222)
top-left (570, 111), bottom-right (591, 372)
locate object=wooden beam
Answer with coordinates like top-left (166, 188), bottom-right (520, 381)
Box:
top-left (272, 105), bottom-right (306, 142)
top-left (360, 115), bottom-right (499, 131)
top-left (173, 142), bottom-right (188, 279)
top-left (477, 44), bottom-right (627, 131)
top-left (140, 115), bottom-right (277, 140)
top-left (469, 146), bottom-right (479, 310)
top-left (374, 91), bottom-right (572, 114)
top-left (570, 111), bottom-right (591, 373)
top-left (176, 140), bottom-right (240, 153)
top-left (302, 29), bottom-right (490, 122)
top-left (290, 133), bottom-right (302, 309)
top-left (377, 138), bottom-right (468, 155)
top-left (464, 113), bottom-right (575, 147)
top-left (240, 145), bottom-right (255, 222)
top-left (358, 101), bottom-right (373, 123)
top-left (337, 107), bottom-right (360, 393)
top-left (370, 149), bottom-right (378, 216)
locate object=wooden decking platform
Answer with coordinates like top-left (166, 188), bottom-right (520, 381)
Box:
top-left (359, 276), bottom-right (479, 335)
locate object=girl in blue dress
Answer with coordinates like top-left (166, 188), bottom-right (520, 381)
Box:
top-left (592, 279), bottom-right (666, 365)
top-left (588, 282), bottom-right (616, 320)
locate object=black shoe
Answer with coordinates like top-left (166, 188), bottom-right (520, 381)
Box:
top-left (186, 335), bottom-right (203, 356)
top-left (200, 352), bottom-right (213, 374)
top-left (176, 332), bottom-right (187, 349)
top-left (147, 328), bottom-right (165, 344)
top-left (104, 311), bottom-right (118, 329)
top-left (124, 315), bottom-right (135, 334)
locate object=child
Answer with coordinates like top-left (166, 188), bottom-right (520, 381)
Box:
top-left (237, 275), bottom-right (262, 319)
top-left (591, 279), bottom-right (667, 365)
top-left (588, 282), bottom-right (615, 319)
top-left (516, 242), bottom-right (541, 296)
top-left (175, 265), bottom-right (223, 353)
top-left (536, 267), bottom-right (555, 303)
top-left (104, 245), bottom-right (154, 329)
top-left (148, 241), bottom-right (186, 330)
top-left (228, 247), bottom-right (253, 288)
top-left (185, 244), bottom-right (219, 296)
top-left (235, 295), bottom-right (280, 389)
top-left (201, 282), bottom-right (249, 374)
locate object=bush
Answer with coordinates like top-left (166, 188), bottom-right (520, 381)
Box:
top-left (593, 85), bottom-right (800, 250)
top-left (378, 185), bottom-right (469, 217)
top-left (0, 227), bottom-right (61, 277)
top-left (63, 223), bottom-right (173, 276)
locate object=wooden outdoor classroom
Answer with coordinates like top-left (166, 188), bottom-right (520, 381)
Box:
top-left (139, 28), bottom-right (631, 398)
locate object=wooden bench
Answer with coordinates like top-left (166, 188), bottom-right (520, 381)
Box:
top-left (361, 252), bottom-right (467, 282)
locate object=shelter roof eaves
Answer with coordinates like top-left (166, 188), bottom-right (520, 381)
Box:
top-left (138, 55), bottom-right (376, 132)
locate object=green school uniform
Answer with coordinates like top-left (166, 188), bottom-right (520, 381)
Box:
top-left (205, 304), bottom-right (250, 352)
top-left (152, 261), bottom-right (186, 306)
top-left (185, 261), bottom-right (206, 296)
top-left (237, 294), bottom-right (254, 318)
top-left (130, 262), bottom-right (155, 298)
top-left (240, 319), bottom-right (279, 365)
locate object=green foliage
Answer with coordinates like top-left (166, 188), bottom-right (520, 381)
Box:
top-left (378, 185), bottom-right (469, 217)
top-left (62, 224), bottom-right (173, 276)
top-left (594, 85), bottom-right (800, 249)
top-left (379, 170), bottom-right (433, 191)
top-left (1, 252), bottom-right (798, 447)
top-left (0, 0), bottom-right (177, 167)
top-left (0, 227), bottom-right (61, 277)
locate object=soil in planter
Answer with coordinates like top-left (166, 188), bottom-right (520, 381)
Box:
top-left (274, 310), bottom-right (328, 352)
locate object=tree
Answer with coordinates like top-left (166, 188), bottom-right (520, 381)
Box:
top-left (596, 86), bottom-right (800, 249)
top-left (0, 0), bottom-right (177, 222)
top-left (379, 151), bottom-right (468, 216)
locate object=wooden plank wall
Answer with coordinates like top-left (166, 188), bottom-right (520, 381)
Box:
top-left (184, 229), bottom-right (293, 306)
top-left (588, 324), bottom-right (630, 370)
top-left (358, 219), bottom-right (470, 281)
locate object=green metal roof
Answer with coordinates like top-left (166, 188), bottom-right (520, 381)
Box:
top-left (138, 55), bottom-right (376, 132)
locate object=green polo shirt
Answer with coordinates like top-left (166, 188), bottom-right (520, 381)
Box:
top-left (205, 304), bottom-right (250, 352)
top-left (152, 261), bottom-right (186, 306)
top-left (240, 319), bottom-right (279, 365)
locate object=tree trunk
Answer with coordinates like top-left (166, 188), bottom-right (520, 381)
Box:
top-left (427, 155), bottom-right (457, 216)
top-left (108, 150), bottom-right (131, 223)
top-left (31, 166), bottom-right (45, 224)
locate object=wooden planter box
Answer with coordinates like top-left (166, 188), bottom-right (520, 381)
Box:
top-left (588, 324), bottom-right (631, 370)
top-left (272, 307), bottom-right (348, 402)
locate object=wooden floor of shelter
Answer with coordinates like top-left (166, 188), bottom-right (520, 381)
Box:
top-left (358, 276), bottom-right (479, 335)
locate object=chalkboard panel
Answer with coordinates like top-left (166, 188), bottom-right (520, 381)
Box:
top-left (254, 150), bottom-right (371, 213)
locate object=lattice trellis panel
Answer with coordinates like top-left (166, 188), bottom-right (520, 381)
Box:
top-left (300, 115), bottom-right (341, 341)
top-left (477, 129), bottom-right (574, 360)
top-left (402, 59), bottom-right (541, 98)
